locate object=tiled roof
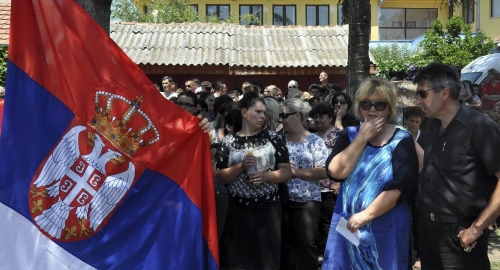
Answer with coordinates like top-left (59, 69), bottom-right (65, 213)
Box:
top-left (0, 1), bottom-right (10, 46)
top-left (111, 22), bottom-right (376, 68)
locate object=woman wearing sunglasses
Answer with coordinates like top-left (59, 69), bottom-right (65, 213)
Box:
top-left (329, 92), bottom-right (360, 130)
top-left (322, 78), bottom-right (419, 270)
top-left (214, 91), bottom-right (292, 270)
top-left (279, 98), bottom-right (329, 270)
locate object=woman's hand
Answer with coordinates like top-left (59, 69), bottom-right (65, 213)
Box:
top-left (347, 211), bottom-right (370, 233)
top-left (336, 105), bottom-right (348, 119)
top-left (332, 181), bottom-right (340, 195)
top-left (241, 154), bottom-right (257, 171)
top-left (358, 117), bottom-right (385, 142)
top-left (249, 171), bottom-right (266, 185)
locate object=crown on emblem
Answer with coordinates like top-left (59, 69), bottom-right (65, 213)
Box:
top-left (91, 91), bottom-right (159, 155)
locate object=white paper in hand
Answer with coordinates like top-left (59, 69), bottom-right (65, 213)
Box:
top-left (336, 217), bottom-right (362, 247)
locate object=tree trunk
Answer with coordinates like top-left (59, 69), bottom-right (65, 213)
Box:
top-left (75, 0), bottom-right (113, 34)
top-left (347, 0), bottom-right (371, 106)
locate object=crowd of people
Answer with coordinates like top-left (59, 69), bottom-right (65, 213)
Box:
top-left (156, 64), bottom-right (500, 270)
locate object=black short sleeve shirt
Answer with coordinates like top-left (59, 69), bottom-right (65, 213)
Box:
top-left (417, 105), bottom-right (500, 218)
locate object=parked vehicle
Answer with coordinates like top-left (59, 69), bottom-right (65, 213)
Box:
top-left (461, 53), bottom-right (500, 85)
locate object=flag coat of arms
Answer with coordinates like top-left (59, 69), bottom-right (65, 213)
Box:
top-left (0, 0), bottom-right (218, 269)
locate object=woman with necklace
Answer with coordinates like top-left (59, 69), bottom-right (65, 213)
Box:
top-left (215, 91), bottom-right (292, 270)
top-left (280, 98), bottom-right (329, 270)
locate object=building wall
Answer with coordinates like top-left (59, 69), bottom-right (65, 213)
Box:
top-left (134, 0), bottom-right (499, 41)
top-left (477, 0), bottom-right (500, 40)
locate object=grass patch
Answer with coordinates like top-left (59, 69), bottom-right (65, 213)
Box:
top-left (492, 261), bottom-right (500, 270)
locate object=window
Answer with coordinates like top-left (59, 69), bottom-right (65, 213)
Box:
top-left (143, 6), bottom-right (149, 14)
top-left (379, 8), bottom-right (438, 40)
top-left (240, 5), bottom-right (263, 25)
top-left (191, 4), bottom-right (198, 13)
top-left (306, 5), bottom-right (329, 26)
top-left (493, 0), bottom-right (500, 17)
top-left (462, 0), bottom-right (474, 23)
top-left (207, 5), bottom-right (230, 20)
top-left (337, 4), bottom-right (344, 25)
top-left (273, 5), bottom-right (296, 26)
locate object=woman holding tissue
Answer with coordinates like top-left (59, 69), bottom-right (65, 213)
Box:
top-left (279, 98), bottom-right (329, 270)
top-left (322, 78), bottom-right (418, 270)
top-left (215, 91), bottom-right (292, 270)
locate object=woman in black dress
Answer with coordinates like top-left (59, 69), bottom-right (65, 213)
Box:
top-left (215, 92), bottom-right (292, 270)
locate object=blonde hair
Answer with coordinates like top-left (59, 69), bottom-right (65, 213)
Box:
top-left (270, 87), bottom-right (282, 97)
top-left (354, 78), bottom-right (398, 124)
top-left (263, 98), bottom-right (280, 131)
top-left (300, 91), bottom-right (311, 101)
top-left (282, 98), bottom-right (312, 126)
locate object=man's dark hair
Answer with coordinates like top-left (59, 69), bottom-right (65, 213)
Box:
top-left (413, 62), bottom-right (461, 101)
top-left (309, 102), bottom-right (335, 119)
top-left (404, 106), bottom-right (425, 121)
top-left (331, 83), bottom-right (342, 93)
top-left (198, 99), bottom-right (208, 112)
top-left (162, 76), bottom-right (173, 83)
top-left (178, 91), bottom-right (198, 105)
top-left (309, 84), bottom-right (320, 91)
top-left (214, 80), bottom-right (225, 92)
top-left (243, 84), bottom-right (258, 93)
top-left (199, 91), bottom-right (214, 101)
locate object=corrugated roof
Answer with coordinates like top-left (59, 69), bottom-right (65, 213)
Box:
top-left (0, 1), bottom-right (10, 46)
top-left (111, 22), bottom-right (376, 68)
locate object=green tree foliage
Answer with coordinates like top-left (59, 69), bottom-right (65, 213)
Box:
top-left (416, 15), bottom-right (495, 69)
top-left (0, 48), bottom-right (7, 86)
top-left (112, 0), bottom-right (258, 24)
top-left (371, 44), bottom-right (418, 79)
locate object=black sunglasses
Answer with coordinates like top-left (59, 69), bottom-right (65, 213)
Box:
top-left (359, 100), bottom-right (388, 111)
top-left (176, 101), bottom-right (195, 108)
top-left (416, 86), bottom-right (444, 99)
top-left (332, 99), bottom-right (347, 104)
top-left (279, 112), bottom-right (296, 119)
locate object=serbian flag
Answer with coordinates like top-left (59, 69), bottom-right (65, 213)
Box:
top-left (0, 0), bottom-right (218, 269)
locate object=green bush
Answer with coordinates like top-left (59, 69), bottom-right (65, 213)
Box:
top-left (0, 48), bottom-right (7, 86)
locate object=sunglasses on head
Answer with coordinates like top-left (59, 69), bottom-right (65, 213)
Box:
top-left (332, 99), bottom-right (347, 104)
top-left (416, 86), bottom-right (444, 99)
top-left (359, 100), bottom-right (388, 111)
top-left (279, 112), bottom-right (296, 119)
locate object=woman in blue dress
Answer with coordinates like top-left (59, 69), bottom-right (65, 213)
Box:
top-left (322, 78), bottom-right (419, 270)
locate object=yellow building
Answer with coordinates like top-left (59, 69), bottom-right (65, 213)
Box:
top-left (134, 0), bottom-right (500, 42)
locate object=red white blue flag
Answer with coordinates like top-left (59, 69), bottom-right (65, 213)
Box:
top-left (0, 0), bottom-right (218, 269)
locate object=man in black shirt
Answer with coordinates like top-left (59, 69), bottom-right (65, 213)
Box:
top-left (414, 62), bottom-right (500, 269)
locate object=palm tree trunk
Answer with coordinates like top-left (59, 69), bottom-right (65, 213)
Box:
top-left (347, 0), bottom-right (371, 104)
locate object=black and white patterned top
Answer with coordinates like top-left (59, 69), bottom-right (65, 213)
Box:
top-left (285, 133), bottom-right (328, 202)
top-left (215, 130), bottom-right (290, 205)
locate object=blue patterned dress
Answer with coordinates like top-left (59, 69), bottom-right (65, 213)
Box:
top-left (322, 126), bottom-right (418, 270)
